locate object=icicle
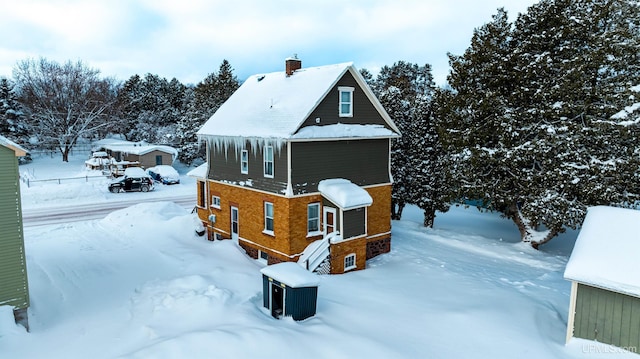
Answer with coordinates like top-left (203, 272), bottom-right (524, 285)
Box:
top-left (204, 136), bottom-right (285, 159)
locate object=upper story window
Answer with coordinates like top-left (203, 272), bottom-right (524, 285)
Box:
top-left (339, 86), bottom-right (354, 117)
top-left (263, 146), bottom-right (274, 178)
top-left (241, 150), bottom-right (249, 174)
top-left (307, 203), bottom-right (320, 235)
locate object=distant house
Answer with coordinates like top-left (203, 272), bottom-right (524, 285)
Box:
top-left (0, 136), bottom-right (30, 330)
top-left (564, 206), bottom-right (640, 349)
top-left (193, 57), bottom-right (400, 274)
top-left (92, 138), bottom-right (178, 169)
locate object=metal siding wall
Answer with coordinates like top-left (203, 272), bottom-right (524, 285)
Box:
top-left (208, 142), bottom-right (288, 194)
top-left (574, 283), bottom-right (640, 349)
top-left (343, 207), bottom-right (366, 239)
top-left (300, 71), bottom-right (389, 129)
top-left (287, 287), bottom-right (318, 321)
top-left (291, 139), bottom-right (389, 194)
top-left (0, 147), bottom-right (29, 309)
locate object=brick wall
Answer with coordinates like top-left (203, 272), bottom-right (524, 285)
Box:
top-left (330, 237), bottom-right (367, 273)
top-left (365, 184), bottom-right (392, 238)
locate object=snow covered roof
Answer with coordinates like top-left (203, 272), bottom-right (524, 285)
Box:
top-left (94, 139), bottom-right (178, 157)
top-left (124, 167), bottom-right (151, 178)
top-left (186, 163), bottom-right (208, 178)
top-left (197, 62), bottom-right (399, 141)
top-left (260, 262), bottom-right (320, 288)
top-left (147, 165), bottom-right (179, 179)
top-left (564, 206), bottom-right (640, 297)
top-left (0, 135), bottom-right (28, 157)
top-left (318, 178), bottom-right (373, 210)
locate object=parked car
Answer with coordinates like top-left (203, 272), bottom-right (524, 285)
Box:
top-left (147, 165), bottom-right (180, 185)
top-left (108, 167), bottom-right (154, 193)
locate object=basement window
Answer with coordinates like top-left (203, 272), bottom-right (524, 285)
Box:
top-left (344, 253), bottom-right (356, 272)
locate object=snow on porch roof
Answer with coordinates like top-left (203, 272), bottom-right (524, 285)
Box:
top-left (564, 206), bottom-right (640, 297)
top-left (260, 262), bottom-right (320, 288)
top-left (318, 178), bottom-right (372, 210)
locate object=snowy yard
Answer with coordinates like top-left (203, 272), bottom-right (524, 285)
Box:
top-left (1, 154), bottom-right (637, 358)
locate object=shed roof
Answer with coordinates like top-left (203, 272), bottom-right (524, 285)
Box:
top-left (93, 139), bottom-right (178, 157)
top-left (260, 262), bottom-right (320, 288)
top-left (564, 206), bottom-right (640, 297)
top-left (197, 62), bottom-right (399, 141)
top-left (0, 135), bottom-right (28, 157)
top-left (318, 178), bottom-right (373, 210)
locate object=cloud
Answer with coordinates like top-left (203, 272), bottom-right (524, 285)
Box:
top-left (0, 0), bottom-right (538, 85)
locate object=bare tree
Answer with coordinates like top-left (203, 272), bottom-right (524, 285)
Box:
top-left (13, 58), bottom-right (118, 161)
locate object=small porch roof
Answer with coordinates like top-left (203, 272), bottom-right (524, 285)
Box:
top-left (318, 178), bottom-right (372, 210)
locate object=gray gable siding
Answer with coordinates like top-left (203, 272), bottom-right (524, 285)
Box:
top-left (299, 71), bottom-right (390, 130)
top-left (291, 139), bottom-right (390, 195)
top-left (208, 142), bottom-right (288, 194)
top-left (0, 145), bottom-right (29, 310)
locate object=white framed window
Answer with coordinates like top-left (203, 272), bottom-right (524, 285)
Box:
top-left (344, 253), bottom-right (356, 271)
top-left (338, 86), bottom-right (354, 117)
top-left (307, 203), bottom-right (320, 235)
top-left (211, 195), bottom-right (221, 209)
top-left (241, 149), bottom-right (249, 174)
top-left (264, 202), bottom-right (274, 234)
top-left (263, 146), bottom-right (274, 178)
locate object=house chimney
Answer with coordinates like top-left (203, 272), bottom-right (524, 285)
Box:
top-left (285, 54), bottom-right (301, 76)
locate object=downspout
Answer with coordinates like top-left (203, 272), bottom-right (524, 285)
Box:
top-left (286, 141), bottom-right (293, 197)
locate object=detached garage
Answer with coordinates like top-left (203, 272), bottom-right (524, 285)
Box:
top-left (564, 206), bottom-right (640, 349)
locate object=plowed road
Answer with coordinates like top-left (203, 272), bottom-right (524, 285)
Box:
top-left (22, 195), bottom-right (196, 227)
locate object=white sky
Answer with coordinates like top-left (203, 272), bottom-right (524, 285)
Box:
top-left (0, 0), bottom-right (537, 85)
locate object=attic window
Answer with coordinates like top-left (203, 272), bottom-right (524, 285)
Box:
top-left (338, 86), bottom-right (354, 117)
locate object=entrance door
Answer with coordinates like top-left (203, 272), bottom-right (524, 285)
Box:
top-left (271, 283), bottom-right (284, 318)
top-left (323, 207), bottom-right (337, 236)
top-left (231, 206), bottom-right (239, 241)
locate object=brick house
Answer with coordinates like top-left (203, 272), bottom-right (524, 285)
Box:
top-left (193, 58), bottom-right (400, 274)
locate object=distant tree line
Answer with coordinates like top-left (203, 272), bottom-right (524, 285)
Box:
top-left (1, 0), bottom-right (638, 248)
top-left (1, 58), bottom-right (239, 163)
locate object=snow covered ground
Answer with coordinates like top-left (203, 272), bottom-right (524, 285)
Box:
top-left (1, 153), bottom-right (637, 358)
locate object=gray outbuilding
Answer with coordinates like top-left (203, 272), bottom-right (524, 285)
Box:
top-left (260, 262), bottom-right (320, 321)
top-left (564, 206), bottom-right (640, 351)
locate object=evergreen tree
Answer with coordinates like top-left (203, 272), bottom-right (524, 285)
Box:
top-left (176, 60), bottom-right (239, 165)
top-left (116, 73), bottom-right (187, 144)
top-left (372, 61), bottom-right (450, 225)
top-left (444, 2), bottom-right (640, 248)
top-left (0, 77), bottom-right (27, 141)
